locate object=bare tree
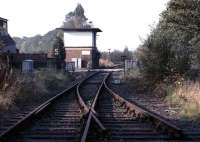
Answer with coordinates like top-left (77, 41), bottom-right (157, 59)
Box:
top-left (0, 40), bottom-right (12, 90)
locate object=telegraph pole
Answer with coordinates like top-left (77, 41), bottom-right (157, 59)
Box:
top-left (121, 55), bottom-right (126, 78)
top-left (108, 48), bottom-right (111, 62)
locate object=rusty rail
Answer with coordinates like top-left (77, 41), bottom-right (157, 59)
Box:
top-left (0, 85), bottom-right (79, 141)
top-left (103, 74), bottom-right (184, 139)
top-left (76, 72), bottom-right (99, 114)
top-left (80, 72), bottom-right (109, 142)
top-left (1, 71), bottom-right (186, 142)
top-left (0, 72), bottom-right (95, 141)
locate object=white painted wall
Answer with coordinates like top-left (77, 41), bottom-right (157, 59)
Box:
top-left (71, 58), bottom-right (82, 69)
top-left (82, 50), bottom-right (90, 55)
top-left (64, 32), bottom-right (93, 47)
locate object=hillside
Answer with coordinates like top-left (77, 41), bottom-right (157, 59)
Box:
top-left (13, 29), bottom-right (59, 53)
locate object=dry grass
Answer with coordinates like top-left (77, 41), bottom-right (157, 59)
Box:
top-left (125, 68), bottom-right (141, 79)
top-left (99, 59), bottom-right (114, 67)
top-left (0, 69), bottom-right (73, 111)
top-left (125, 67), bottom-right (200, 120)
top-left (165, 81), bottom-right (200, 120)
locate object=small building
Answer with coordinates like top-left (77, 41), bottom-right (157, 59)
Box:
top-left (58, 28), bottom-right (102, 69)
top-left (0, 17), bottom-right (17, 53)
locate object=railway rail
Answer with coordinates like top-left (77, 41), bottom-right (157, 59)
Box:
top-left (0, 71), bottom-right (197, 142)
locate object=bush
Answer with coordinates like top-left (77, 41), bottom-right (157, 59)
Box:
top-left (125, 68), bottom-right (150, 93)
top-left (126, 0), bottom-right (200, 120)
top-left (137, 28), bottom-right (191, 84)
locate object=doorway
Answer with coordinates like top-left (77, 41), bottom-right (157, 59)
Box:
top-left (81, 60), bottom-right (88, 68)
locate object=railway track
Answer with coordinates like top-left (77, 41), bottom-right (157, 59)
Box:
top-left (0, 71), bottom-right (197, 142)
top-left (0, 72), bottom-right (108, 142)
top-left (81, 73), bottom-right (188, 142)
top-left (89, 92), bottom-right (169, 141)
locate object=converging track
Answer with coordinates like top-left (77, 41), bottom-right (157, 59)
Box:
top-left (0, 72), bottom-right (109, 142)
top-left (0, 71), bottom-right (198, 142)
top-left (81, 74), bottom-right (189, 142)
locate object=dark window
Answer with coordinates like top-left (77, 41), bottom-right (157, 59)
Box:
top-left (0, 21), bottom-right (3, 27)
top-left (3, 22), bottom-right (7, 29)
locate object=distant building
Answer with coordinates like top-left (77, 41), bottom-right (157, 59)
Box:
top-left (0, 17), bottom-right (17, 53)
top-left (58, 28), bottom-right (102, 69)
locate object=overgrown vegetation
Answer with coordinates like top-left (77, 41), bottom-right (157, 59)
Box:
top-left (130, 0), bottom-right (200, 119)
top-left (0, 40), bottom-right (13, 91)
top-left (165, 80), bottom-right (200, 119)
top-left (137, 0), bottom-right (200, 80)
top-left (100, 47), bottom-right (133, 66)
top-left (0, 69), bottom-right (74, 111)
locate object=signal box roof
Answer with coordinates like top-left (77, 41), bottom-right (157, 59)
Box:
top-left (57, 28), bottom-right (102, 32)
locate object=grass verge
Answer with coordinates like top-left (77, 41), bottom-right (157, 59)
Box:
top-left (125, 68), bottom-right (200, 120)
top-left (165, 81), bottom-right (200, 120)
top-left (0, 68), bottom-right (74, 112)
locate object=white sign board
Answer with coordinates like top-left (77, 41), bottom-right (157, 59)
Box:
top-left (64, 32), bottom-right (92, 47)
top-left (82, 51), bottom-right (90, 55)
top-left (125, 60), bottom-right (137, 71)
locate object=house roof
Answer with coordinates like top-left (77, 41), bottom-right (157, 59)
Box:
top-left (0, 17), bottom-right (8, 22)
top-left (0, 35), bottom-right (15, 47)
top-left (57, 28), bottom-right (102, 32)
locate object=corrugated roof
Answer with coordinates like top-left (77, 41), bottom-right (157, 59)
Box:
top-left (0, 17), bottom-right (8, 22)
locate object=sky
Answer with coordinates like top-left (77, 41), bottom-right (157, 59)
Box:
top-left (0, 0), bottom-right (169, 52)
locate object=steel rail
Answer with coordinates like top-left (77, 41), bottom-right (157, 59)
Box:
top-left (103, 74), bottom-right (184, 139)
top-left (0, 72), bottom-right (95, 141)
top-left (80, 72), bottom-right (109, 142)
top-left (76, 72), bottom-right (99, 114)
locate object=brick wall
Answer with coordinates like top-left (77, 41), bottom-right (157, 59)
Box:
top-left (65, 48), bottom-right (92, 61)
top-left (65, 47), bottom-right (93, 68)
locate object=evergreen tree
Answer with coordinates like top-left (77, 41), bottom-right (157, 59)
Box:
top-left (53, 37), bottom-right (65, 69)
top-left (161, 0), bottom-right (200, 64)
top-left (64, 4), bottom-right (91, 28)
top-left (75, 4), bottom-right (85, 18)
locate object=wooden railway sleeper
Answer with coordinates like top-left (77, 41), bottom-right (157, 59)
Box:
top-left (80, 108), bottom-right (108, 142)
top-left (80, 72), bottom-right (110, 142)
top-left (91, 111), bottom-right (106, 131)
top-left (104, 75), bottom-right (185, 140)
